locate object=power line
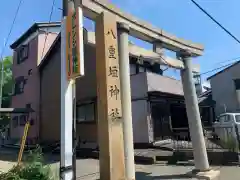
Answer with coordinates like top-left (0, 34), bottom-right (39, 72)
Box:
top-left (0, 0), bottom-right (24, 60)
top-left (0, 0), bottom-right (24, 110)
top-left (200, 60), bottom-right (239, 76)
top-left (190, 0), bottom-right (240, 44)
top-left (40, 0), bottom-right (56, 59)
top-left (213, 56), bottom-right (240, 66)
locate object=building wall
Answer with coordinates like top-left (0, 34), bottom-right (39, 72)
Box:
top-left (40, 43), bottom-right (98, 143)
top-left (130, 73), bottom-right (148, 99)
top-left (75, 44), bottom-right (97, 101)
top-left (10, 32), bottom-right (57, 142)
top-left (75, 44), bottom-right (98, 143)
top-left (210, 62), bottom-right (240, 116)
top-left (11, 36), bottom-right (39, 140)
top-left (40, 40), bottom-right (61, 142)
top-left (39, 40), bottom-right (154, 144)
top-left (132, 100), bottom-right (152, 143)
top-left (147, 72), bottom-right (183, 96)
top-left (37, 33), bottom-right (58, 65)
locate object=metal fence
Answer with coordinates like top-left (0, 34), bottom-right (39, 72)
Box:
top-left (171, 126), bottom-right (240, 152)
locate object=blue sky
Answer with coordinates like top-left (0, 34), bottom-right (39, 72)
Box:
top-left (1, 0), bottom-right (240, 81)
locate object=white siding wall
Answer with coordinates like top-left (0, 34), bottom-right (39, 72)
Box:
top-left (210, 62), bottom-right (240, 116)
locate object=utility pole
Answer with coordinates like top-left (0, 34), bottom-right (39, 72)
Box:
top-left (0, 39), bottom-right (6, 115)
top-left (61, 0), bottom-right (76, 180)
top-left (0, 57), bottom-right (4, 109)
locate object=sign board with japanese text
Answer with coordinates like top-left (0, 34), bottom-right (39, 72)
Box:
top-left (66, 7), bottom-right (84, 80)
top-left (95, 12), bottom-right (125, 180)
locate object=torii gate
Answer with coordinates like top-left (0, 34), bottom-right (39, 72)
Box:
top-left (60, 0), bottom-right (219, 180)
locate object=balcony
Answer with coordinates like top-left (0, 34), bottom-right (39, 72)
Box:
top-left (130, 72), bottom-right (183, 99)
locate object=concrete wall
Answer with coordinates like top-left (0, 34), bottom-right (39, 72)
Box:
top-left (132, 100), bottom-right (152, 143)
top-left (210, 62), bottom-right (240, 116)
top-left (130, 73), bottom-right (148, 99)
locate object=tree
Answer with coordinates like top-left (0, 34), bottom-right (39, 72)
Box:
top-left (0, 56), bottom-right (13, 128)
top-left (1, 56), bottom-right (13, 108)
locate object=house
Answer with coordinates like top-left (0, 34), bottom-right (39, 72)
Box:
top-left (207, 61), bottom-right (240, 116)
top-left (9, 22), bottom-right (203, 147)
top-left (198, 89), bottom-right (215, 126)
top-left (10, 22), bottom-right (61, 144)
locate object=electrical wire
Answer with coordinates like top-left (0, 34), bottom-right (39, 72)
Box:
top-left (200, 60), bottom-right (238, 76)
top-left (0, 0), bottom-right (24, 110)
top-left (40, 0), bottom-right (56, 59)
top-left (190, 0), bottom-right (240, 44)
top-left (0, 0), bottom-right (24, 60)
top-left (213, 56), bottom-right (240, 66)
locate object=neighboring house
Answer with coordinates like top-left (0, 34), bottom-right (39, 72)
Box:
top-left (207, 61), bottom-right (240, 116)
top-left (10, 22), bottom-right (203, 147)
top-left (10, 22), bottom-right (61, 144)
top-left (38, 32), bottom-right (189, 146)
top-left (198, 89), bottom-right (216, 126)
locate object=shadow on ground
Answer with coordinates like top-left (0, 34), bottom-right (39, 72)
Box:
top-left (136, 172), bottom-right (191, 180)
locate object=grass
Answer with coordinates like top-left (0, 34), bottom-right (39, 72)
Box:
top-left (0, 145), bottom-right (58, 180)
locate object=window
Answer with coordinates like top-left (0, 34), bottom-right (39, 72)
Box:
top-left (219, 115), bottom-right (226, 123)
top-left (14, 76), bottom-right (26, 95)
top-left (76, 103), bottom-right (95, 123)
top-left (17, 44), bottom-right (29, 64)
top-left (26, 103), bottom-right (31, 108)
top-left (19, 115), bottom-right (27, 126)
top-left (234, 79), bottom-right (240, 90)
top-left (235, 115), bottom-right (240, 123)
top-left (224, 115), bottom-right (231, 122)
top-left (12, 116), bottom-right (18, 128)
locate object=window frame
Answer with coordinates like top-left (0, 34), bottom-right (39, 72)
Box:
top-left (13, 76), bottom-right (26, 95)
top-left (76, 102), bottom-right (96, 124)
top-left (17, 44), bottom-right (29, 64)
top-left (235, 115), bottom-right (240, 123)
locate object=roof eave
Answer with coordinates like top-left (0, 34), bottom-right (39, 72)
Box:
top-left (10, 22), bottom-right (61, 49)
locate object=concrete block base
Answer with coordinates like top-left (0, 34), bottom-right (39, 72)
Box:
top-left (187, 169), bottom-right (220, 180)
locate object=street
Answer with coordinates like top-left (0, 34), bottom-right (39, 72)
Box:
top-left (1, 157), bottom-right (240, 179)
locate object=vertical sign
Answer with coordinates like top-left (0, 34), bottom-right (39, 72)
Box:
top-left (95, 12), bottom-right (125, 180)
top-left (66, 7), bottom-right (84, 80)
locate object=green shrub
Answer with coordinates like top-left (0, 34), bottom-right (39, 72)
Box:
top-left (222, 136), bottom-right (239, 151)
top-left (0, 146), bottom-right (56, 180)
